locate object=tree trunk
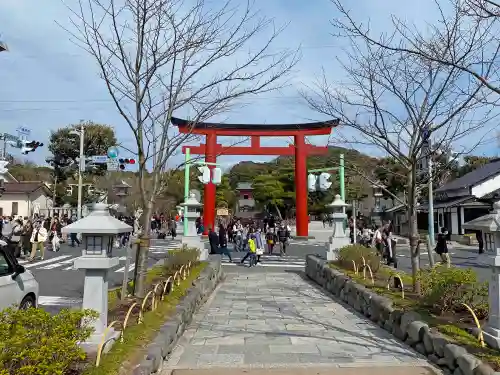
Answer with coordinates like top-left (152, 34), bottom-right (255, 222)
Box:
top-left (407, 169), bottom-right (421, 294)
top-left (133, 199), bottom-right (154, 298)
top-left (274, 204), bottom-right (283, 220)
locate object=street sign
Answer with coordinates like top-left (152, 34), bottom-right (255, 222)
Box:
top-left (107, 146), bottom-right (119, 159)
top-left (107, 160), bottom-right (119, 171)
top-left (16, 126), bottom-right (31, 136)
top-left (91, 155), bottom-right (109, 164)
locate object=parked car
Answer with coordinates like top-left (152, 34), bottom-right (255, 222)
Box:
top-left (0, 240), bottom-right (39, 310)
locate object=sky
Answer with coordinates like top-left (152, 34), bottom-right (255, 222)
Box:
top-left (0, 0), bottom-right (498, 170)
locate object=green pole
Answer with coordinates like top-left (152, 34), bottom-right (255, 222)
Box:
top-left (339, 153), bottom-right (345, 201)
top-left (183, 148), bottom-right (191, 236)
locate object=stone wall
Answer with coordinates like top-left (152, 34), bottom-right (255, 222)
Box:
top-left (305, 255), bottom-right (496, 375)
top-left (131, 256), bottom-right (224, 375)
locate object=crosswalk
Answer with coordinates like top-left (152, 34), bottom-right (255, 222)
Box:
top-left (221, 254), bottom-right (305, 269)
top-left (20, 239), bottom-right (183, 273)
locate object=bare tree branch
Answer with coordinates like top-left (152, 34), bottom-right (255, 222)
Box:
top-left (302, 12), bottom-right (493, 292)
top-left (62, 0), bottom-right (298, 297)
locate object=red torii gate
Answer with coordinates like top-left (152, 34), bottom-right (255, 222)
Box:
top-left (171, 117), bottom-right (340, 237)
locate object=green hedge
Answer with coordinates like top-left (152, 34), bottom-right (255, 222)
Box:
top-left (0, 308), bottom-right (98, 375)
top-left (338, 244), bottom-right (381, 273)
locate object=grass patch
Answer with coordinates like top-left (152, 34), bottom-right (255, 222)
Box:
top-left (329, 261), bottom-right (500, 369)
top-left (83, 262), bottom-right (207, 375)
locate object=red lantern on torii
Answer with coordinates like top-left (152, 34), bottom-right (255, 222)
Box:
top-left (171, 117), bottom-right (340, 237)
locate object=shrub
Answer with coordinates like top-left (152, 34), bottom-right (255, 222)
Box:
top-left (417, 265), bottom-right (488, 316)
top-left (338, 244), bottom-right (380, 273)
top-left (0, 308), bottom-right (97, 375)
top-left (163, 246), bottom-right (200, 275)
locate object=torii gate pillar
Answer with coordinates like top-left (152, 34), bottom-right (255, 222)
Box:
top-left (294, 135), bottom-right (308, 237)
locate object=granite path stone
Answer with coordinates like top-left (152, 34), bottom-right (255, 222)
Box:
top-left (162, 272), bottom-right (438, 372)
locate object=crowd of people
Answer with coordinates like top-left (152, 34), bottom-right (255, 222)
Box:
top-left (0, 213), bottom-right (135, 262)
top-left (207, 216), bottom-right (292, 266)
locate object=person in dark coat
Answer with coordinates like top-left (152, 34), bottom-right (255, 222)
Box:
top-left (218, 224), bottom-right (232, 261)
top-left (435, 227), bottom-right (451, 267)
top-left (208, 226), bottom-right (219, 254)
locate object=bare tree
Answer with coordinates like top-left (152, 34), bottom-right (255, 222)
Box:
top-left (304, 24), bottom-right (492, 292)
top-left (64, 0), bottom-right (298, 296)
top-left (329, 0), bottom-right (500, 96)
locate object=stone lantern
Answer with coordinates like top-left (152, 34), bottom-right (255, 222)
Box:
top-left (180, 193), bottom-right (206, 260)
top-left (463, 201), bottom-right (500, 349)
top-left (371, 183), bottom-right (385, 226)
top-left (325, 194), bottom-right (350, 261)
top-left (62, 203), bottom-right (132, 352)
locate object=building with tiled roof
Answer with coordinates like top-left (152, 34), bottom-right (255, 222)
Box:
top-left (0, 172), bottom-right (53, 217)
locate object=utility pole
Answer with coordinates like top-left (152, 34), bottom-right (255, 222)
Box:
top-left (70, 122), bottom-right (85, 220)
top-left (352, 200), bottom-right (357, 244)
top-left (428, 156), bottom-right (435, 246)
top-left (77, 124), bottom-right (85, 219)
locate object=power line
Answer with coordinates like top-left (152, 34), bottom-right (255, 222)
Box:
top-left (10, 44), bottom-right (341, 60)
top-left (0, 95), bottom-right (306, 104)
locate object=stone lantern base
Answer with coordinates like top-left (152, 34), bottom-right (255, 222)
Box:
top-left (482, 327), bottom-right (500, 349)
top-left (182, 236), bottom-right (208, 261)
top-left (326, 235), bottom-right (350, 261)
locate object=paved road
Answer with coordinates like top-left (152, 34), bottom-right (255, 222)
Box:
top-left (162, 271), bottom-right (432, 371)
top-left (27, 238), bottom-right (182, 313)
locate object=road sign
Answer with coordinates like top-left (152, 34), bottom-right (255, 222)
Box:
top-left (107, 160), bottom-right (119, 171)
top-left (91, 155), bottom-right (109, 164)
top-left (107, 146), bottom-right (119, 159)
top-left (16, 126), bottom-right (31, 136)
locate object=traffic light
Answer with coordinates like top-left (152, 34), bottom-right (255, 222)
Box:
top-left (21, 140), bottom-right (43, 154)
top-left (118, 158), bottom-right (136, 170)
top-left (307, 173), bottom-right (317, 192)
top-left (212, 167), bottom-right (222, 184)
top-left (198, 166), bottom-right (210, 184)
top-left (318, 172), bottom-right (332, 191)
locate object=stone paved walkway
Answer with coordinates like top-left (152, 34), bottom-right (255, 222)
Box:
top-left (162, 273), bottom-right (436, 372)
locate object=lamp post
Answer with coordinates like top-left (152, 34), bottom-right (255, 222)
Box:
top-left (62, 203), bottom-right (132, 352)
top-left (325, 194), bottom-right (350, 261)
top-left (371, 183), bottom-right (385, 226)
top-left (70, 122), bottom-right (85, 220)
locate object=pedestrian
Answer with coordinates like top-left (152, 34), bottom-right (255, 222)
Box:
top-left (476, 230), bottom-right (484, 254)
top-left (435, 227), bottom-right (451, 268)
top-left (50, 217), bottom-right (62, 252)
top-left (29, 220), bottom-right (48, 261)
top-left (266, 227), bottom-right (275, 254)
top-left (254, 228), bottom-right (264, 263)
top-left (240, 231), bottom-right (257, 267)
top-left (208, 226), bottom-right (219, 255)
top-left (21, 219), bottom-right (33, 258)
top-left (218, 223), bottom-right (232, 261)
top-left (10, 219), bottom-right (23, 258)
top-left (170, 218), bottom-right (177, 239)
top-left (276, 223), bottom-right (290, 256)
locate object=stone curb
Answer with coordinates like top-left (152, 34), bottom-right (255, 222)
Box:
top-left (305, 255), bottom-right (497, 375)
top-left (131, 255), bottom-right (224, 375)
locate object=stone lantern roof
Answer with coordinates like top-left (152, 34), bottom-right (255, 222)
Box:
top-left (463, 202), bottom-right (500, 232)
top-left (327, 194), bottom-right (348, 209)
top-left (62, 203), bottom-right (132, 234)
top-left (181, 193), bottom-right (202, 207)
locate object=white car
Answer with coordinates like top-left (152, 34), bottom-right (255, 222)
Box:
top-left (0, 241), bottom-right (39, 310)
